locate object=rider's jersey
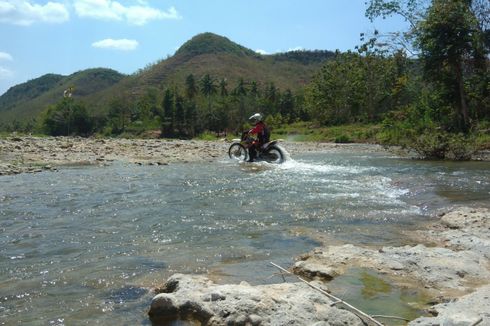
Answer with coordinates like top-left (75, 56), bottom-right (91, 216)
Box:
top-left (249, 121), bottom-right (270, 145)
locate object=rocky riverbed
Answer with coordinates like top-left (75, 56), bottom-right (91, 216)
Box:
top-left (0, 135), bottom-right (383, 176)
top-left (149, 207), bottom-right (490, 325)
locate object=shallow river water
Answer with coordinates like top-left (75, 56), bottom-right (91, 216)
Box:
top-left (1, 145), bottom-right (489, 325)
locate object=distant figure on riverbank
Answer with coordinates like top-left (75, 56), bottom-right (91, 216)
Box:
top-left (63, 86), bottom-right (74, 98)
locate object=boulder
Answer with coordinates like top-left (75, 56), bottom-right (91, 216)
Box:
top-left (149, 274), bottom-right (364, 325)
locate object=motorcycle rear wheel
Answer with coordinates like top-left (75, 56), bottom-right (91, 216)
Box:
top-left (262, 145), bottom-right (284, 164)
top-left (228, 143), bottom-right (248, 161)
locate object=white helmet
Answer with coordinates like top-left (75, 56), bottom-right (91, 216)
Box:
top-left (249, 113), bottom-right (263, 122)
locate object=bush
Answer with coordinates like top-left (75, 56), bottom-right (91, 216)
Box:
top-left (42, 98), bottom-right (95, 136)
top-left (334, 134), bottom-right (352, 143)
top-left (411, 130), bottom-right (477, 160)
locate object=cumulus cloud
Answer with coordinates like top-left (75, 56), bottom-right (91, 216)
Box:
top-left (92, 38), bottom-right (138, 51)
top-left (74, 0), bottom-right (181, 25)
top-left (255, 49), bottom-right (269, 55)
top-left (287, 46), bottom-right (304, 52)
top-left (0, 51), bottom-right (13, 61)
top-left (0, 66), bottom-right (13, 79)
top-left (0, 0), bottom-right (69, 26)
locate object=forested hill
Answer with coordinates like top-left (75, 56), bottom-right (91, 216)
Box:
top-left (0, 68), bottom-right (125, 123)
top-left (0, 32), bottom-right (334, 123)
top-left (174, 33), bottom-right (258, 57)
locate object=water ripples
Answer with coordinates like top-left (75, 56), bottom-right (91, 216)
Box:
top-left (1, 150), bottom-right (489, 324)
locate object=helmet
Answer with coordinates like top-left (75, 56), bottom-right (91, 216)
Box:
top-left (249, 113), bottom-right (263, 122)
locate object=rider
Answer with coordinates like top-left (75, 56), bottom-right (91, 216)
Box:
top-left (247, 113), bottom-right (270, 162)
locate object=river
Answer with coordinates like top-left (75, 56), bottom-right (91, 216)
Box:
top-left (1, 145), bottom-right (489, 325)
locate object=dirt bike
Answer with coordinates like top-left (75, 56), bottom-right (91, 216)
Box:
top-left (228, 132), bottom-right (285, 163)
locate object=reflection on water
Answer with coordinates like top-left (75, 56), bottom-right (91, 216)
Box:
top-left (328, 268), bottom-right (432, 325)
top-left (0, 147), bottom-right (489, 324)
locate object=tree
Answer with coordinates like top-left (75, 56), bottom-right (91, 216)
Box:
top-left (364, 0), bottom-right (429, 55)
top-left (233, 78), bottom-right (247, 96)
top-left (279, 89), bottom-right (295, 122)
top-left (43, 98), bottom-right (94, 136)
top-left (366, 0), bottom-right (489, 132)
top-left (185, 74), bottom-right (198, 100)
top-left (161, 89), bottom-right (174, 137)
top-left (219, 78), bottom-right (228, 96)
top-left (200, 74), bottom-right (217, 111)
top-left (418, 0), bottom-right (486, 132)
top-left (174, 93), bottom-right (185, 135)
top-left (108, 98), bottom-right (131, 134)
top-left (200, 74), bottom-right (217, 97)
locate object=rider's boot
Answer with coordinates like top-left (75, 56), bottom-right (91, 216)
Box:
top-left (248, 147), bottom-right (256, 162)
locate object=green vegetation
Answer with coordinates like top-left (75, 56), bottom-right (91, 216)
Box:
top-left (175, 33), bottom-right (257, 57)
top-left (0, 1), bottom-right (488, 161)
top-left (363, 0), bottom-right (489, 159)
top-left (273, 122), bottom-right (379, 143)
top-left (0, 68), bottom-right (125, 125)
top-left (41, 98), bottom-right (95, 136)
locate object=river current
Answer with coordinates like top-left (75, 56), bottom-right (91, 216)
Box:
top-left (1, 145), bottom-right (489, 325)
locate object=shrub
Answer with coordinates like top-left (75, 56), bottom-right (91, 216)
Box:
top-left (334, 134), bottom-right (352, 143)
top-left (411, 130), bottom-right (476, 160)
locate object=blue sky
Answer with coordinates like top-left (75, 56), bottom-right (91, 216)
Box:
top-left (0, 0), bottom-right (408, 96)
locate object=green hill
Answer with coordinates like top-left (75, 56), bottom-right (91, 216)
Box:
top-left (0, 32), bottom-right (334, 124)
top-left (87, 33), bottom-right (334, 110)
top-left (175, 32), bottom-right (257, 57)
top-left (0, 68), bottom-right (125, 123)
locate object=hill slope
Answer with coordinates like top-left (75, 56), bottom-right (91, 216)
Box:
top-left (0, 68), bottom-right (125, 123)
top-left (0, 32), bottom-right (334, 124)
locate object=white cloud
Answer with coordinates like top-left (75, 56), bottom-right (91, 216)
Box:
top-left (255, 49), bottom-right (269, 55)
top-left (74, 0), bottom-right (181, 25)
top-left (0, 51), bottom-right (13, 61)
top-left (0, 66), bottom-right (13, 79)
top-left (92, 38), bottom-right (138, 51)
top-left (287, 46), bottom-right (305, 52)
top-left (0, 0), bottom-right (69, 26)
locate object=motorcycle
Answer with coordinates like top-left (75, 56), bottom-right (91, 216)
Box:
top-left (228, 132), bottom-right (285, 163)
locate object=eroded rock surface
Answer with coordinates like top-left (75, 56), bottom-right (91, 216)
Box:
top-left (149, 273), bottom-right (364, 326)
top-left (408, 285), bottom-right (490, 326)
top-left (293, 207), bottom-right (490, 325)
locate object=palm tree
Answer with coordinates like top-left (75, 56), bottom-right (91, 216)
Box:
top-left (219, 78), bottom-right (228, 96)
top-left (185, 74), bottom-right (198, 100)
top-left (200, 74), bottom-right (217, 110)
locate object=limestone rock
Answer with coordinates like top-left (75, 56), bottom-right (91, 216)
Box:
top-left (409, 285), bottom-right (490, 326)
top-left (149, 273), bottom-right (364, 325)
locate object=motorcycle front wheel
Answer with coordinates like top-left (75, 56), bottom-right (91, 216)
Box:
top-left (262, 145), bottom-right (285, 164)
top-left (228, 143), bottom-right (248, 161)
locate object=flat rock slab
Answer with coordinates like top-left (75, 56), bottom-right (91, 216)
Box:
top-left (408, 285), bottom-right (490, 326)
top-left (149, 273), bottom-right (364, 326)
top-left (294, 243), bottom-right (490, 297)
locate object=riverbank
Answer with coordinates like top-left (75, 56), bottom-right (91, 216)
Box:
top-left (149, 207), bottom-right (490, 325)
top-left (0, 136), bottom-right (386, 176)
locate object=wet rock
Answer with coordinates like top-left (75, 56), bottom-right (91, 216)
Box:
top-left (149, 274), bottom-right (363, 325)
top-left (409, 285), bottom-right (490, 326)
top-left (293, 261), bottom-right (337, 280)
top-left (295, 243), bottom-right (490, 297)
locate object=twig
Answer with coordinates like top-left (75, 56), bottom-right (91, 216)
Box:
top-left (371, 315), bottom-right (410, 322)
top-left (470, 317), bottom-right (483, 326)
top-left (270, 262), bottom-right (384, 326)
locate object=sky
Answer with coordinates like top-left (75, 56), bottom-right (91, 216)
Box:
top-left (0, 0), bottom-right (409, 96)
